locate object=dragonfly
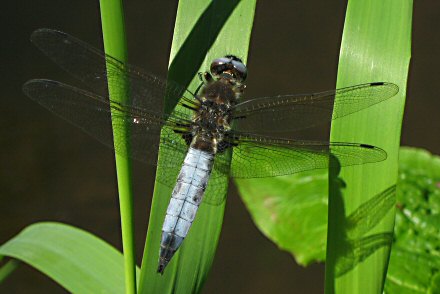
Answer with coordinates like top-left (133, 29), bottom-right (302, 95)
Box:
top-left (23, 28), bottom-right (399, 274)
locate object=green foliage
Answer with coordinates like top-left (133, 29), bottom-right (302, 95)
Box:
top-left (326, 0), bottom-right (412, 292)
top-left (385, 148), bottom-right (440, 293)
top-left (1, 0), bottom-right (423, 293)
top-left (2, 1), bottom-right (257, 293)
top-left (0, 260), bottom-right (18, 283)
top-left (138, 1), bottom-right (256, 293)
top-left (237, 146), bottom-right (440, 293)
top-left (236, 170), bottom-right (395, 271)
top-left (3, 148), bottom-right (437, 293)
top-left (237, 170), bottom-right (329, 265)
top-left (0, 223), bottom-right (140, 293)
top-left (237, 0), bottom-right (412, 293)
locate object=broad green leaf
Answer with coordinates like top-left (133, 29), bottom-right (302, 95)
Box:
top-left (237, 170), bottom-right (395, 270)
top-left (0, 222), bottom-right (140, 293)
top-left (384, 147), bottom-right (440, 293)
top-left (327, 0), bottom-right (412, 292)
top-left (237, 170), bottom-right (329, 265)
top-left (138, 1), bottom-right (257, 293)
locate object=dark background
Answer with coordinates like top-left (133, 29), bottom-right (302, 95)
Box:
top-left (1, 1), bottom-right (439, 293)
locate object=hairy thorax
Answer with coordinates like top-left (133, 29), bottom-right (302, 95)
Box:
top-left (191, 79), bottom-right (241, 154)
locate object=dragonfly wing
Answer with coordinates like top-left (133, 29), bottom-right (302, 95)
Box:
top-left (335, 233), bottom-right (393, 278)
top-left (233, 82), bottom-right (399, 134)
top-left (30, 28), bottom-right (199, 114)
top-left (228, 134), bottom-right (387, 179)
top-left (23, 79), bottom-right (191, 168)
top-left (345, 185), bottom-right (396, 239)
top-left (199, 151), bottom-right (231, 206)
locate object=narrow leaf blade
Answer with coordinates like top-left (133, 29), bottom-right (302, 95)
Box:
top-left (138, 1), bottom-right (257, 293)
top-left (326, 1), bottom-right (412, 293)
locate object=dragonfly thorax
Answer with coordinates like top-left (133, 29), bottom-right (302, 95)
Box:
top-left (190, 77), bottom-right (242, 153)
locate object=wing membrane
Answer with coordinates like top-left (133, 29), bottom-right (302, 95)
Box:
top-left (229, 134), bottom-right (387, 178)
top-left (26, 29), bottom-right (392, 206)
top-left (233, 82), bottom-right (399, 134)
top-left (22, 79), bottom-right (234, 206)
top-left (30, 28), bottom-right (198, 115)
top-left (22, 79), bottom-right (190, 167)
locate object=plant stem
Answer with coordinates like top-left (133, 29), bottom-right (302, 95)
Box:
top-left (0, 260), bottom-right (19, 283)
top-left (99, 1), bottom-right (137, 294)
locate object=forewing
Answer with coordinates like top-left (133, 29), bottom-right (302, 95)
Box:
top-left (30, 28), bottom-right (198, 115)
top-left (22, 79), bottom-right (190, 168)
top-left (233, 82), bottom-right (399, 134)
top-left (229, 135), bottom-right (387, 178)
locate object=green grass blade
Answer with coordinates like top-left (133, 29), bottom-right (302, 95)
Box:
top-left (0, 260), bottom-right (19, 283)
top-left (138, 1), bottom-right (256, 293)
top-left (99, 1), bottom-right (137, 293)
top-left (325, 1), bottom-right (412, 293)
top-left (0, 222), bottom-right (140, 293)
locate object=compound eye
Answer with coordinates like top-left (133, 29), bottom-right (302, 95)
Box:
top-left (231, 60), bottom-right (247, 82)
top-left (210, 57), bottom-right (230, 77)
top-left (210, 56), bottom-right (247, 82)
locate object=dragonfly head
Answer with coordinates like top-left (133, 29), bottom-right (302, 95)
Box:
top-left (210, 55), bottom-right (247, 83)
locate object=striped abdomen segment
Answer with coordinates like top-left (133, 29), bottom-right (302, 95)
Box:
top-left (157, 147), bottom-right (214, 273)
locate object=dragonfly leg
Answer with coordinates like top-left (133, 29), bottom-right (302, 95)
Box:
top-left (194, 72), bottom-right (212, 96)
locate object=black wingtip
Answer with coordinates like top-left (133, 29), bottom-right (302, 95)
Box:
top-left (369, 81), bottom-right (400, 97)
top-left (359, 144), bottom-right (388, 162)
